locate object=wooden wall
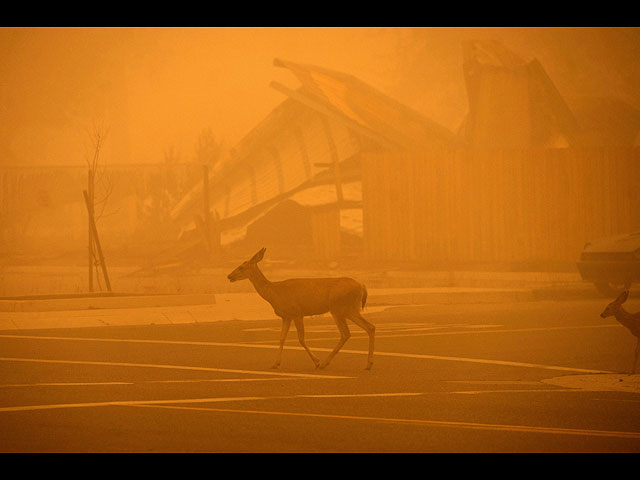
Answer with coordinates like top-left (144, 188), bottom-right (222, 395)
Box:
top-left (361, 147), bottom-right (640, 264)
top-left (310, 204), bottom-right (341, 260)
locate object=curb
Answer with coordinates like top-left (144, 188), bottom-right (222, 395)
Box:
top-left (0, 287), bottom-right (538, 313)
top-left (0, 293), bottom-right (217, 313)
top-left (1, 282), bottom-right (622, 314)
top-left (1, 266), bottom-right (583, 297)
top-left (0, 285), bottom-right (628, 332)
top-left (367, 287), bottom-right (535, 305)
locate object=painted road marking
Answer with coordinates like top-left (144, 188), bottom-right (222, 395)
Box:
top-left (448, 380), bottom-right (544, 385)
top-left (0, 357), bottom-right (350, 379)
top-left (372, 323), bottom-right (620, 339)
top-left (0, 392), bottom-right (425, 413)
top-left (131, 404), bottom-right (640, 440)
top-left (4, 391), bottom-right (636, 440)
top-left (453, 389), bottom-right (581, 394)
top-left (244, 322), bottom-right (500, 334)
top-left (1, 382), bottom-right (132, 387)
top-left (360, 350), bottom-right (610, 374)
top-left (253, 323), bottom-right (620, 344)
top-left (0, 334), bottom-right (611, 374)
top-left (0, 378), bottom-right (305, 388)
top-left (0, 397), bottom-right (266, 412)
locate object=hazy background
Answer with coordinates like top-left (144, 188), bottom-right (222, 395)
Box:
top-left (2, 27), bottom-right (639, 167)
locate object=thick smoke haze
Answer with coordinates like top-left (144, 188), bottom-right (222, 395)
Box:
top-left (1, 27), bottom-right (640, 454)
top-left (1, 27), bottom-right (638, 166)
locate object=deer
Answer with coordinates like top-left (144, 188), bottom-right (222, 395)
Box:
top-left (227, 248), bottom-right (375, 370)
top-left (600, 290), bottom-right (640, 375)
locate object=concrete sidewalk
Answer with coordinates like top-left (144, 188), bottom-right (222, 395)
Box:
top-left (0, 292), bottom-right (218, 313)
top-left (0, 286), bottom-right (537, 331)
top-left (1, 264), bottom-right (585, 297)
top-left (0, 286), bottom-right (535, 313)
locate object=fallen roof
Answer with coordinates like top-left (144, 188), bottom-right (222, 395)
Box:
top-left (272, 58), bottom-right (456, 150)
top-left (171, 59), bottom-right (455, 235)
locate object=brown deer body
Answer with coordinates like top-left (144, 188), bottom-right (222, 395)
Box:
top-left (600, 290), bottom-right (640, 374)
top-left (228, 248), bottom-right (375, 370)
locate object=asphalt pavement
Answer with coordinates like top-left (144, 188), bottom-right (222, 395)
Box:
top-left (0, 296), bottom-right (639, 452)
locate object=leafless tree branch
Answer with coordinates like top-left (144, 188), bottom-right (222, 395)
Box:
top-left (84, 120), bottom-right (113, 223)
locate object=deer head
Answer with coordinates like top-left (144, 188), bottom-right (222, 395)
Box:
top-left (227, 248), bottom-right (266, 282)
top-left (600, 290), bottom-right (629, 318)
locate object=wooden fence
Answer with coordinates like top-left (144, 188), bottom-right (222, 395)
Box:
top-left (361, 147), bottom-right (640, 264)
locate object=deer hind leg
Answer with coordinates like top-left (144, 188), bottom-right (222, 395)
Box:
top-left (294, 317), bottom-right (321, 368)
top-left (271, 317), bottom-right (292, 369)
top-left (319, 312), bottom-right (351, 369)
top-left (346, 310), bottom-right (375, 370)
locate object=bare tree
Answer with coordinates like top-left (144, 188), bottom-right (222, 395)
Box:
top-left (84, 120), bottom-right (115, 223)
top-left (83, 119), bottom-right (113, 292)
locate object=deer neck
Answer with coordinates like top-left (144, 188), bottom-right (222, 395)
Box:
top-left (614, 306), bottom-right (636, 326)
top-left (247, 266), bottom-right (274, 302)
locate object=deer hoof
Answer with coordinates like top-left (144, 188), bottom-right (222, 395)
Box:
top-left (270, 363), bottom-right (280, 369)
top-left (365, 363), bottom-right (373, 370)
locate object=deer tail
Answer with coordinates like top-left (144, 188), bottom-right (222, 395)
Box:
top-left (361, 284), bottom-right (368, 311)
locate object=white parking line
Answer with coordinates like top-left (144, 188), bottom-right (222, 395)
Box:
top-left (0, 378), bottom-right (305, 388)
top-left (0, 392), bottom-right (425, 413)
top-left (0, 396), bottom-right (266, 412)
top-left (0, 334), bottom-right (611, 374)
top-left (2, 389), bottom-right (636, 440)
top-left (1, 382), bottom-right (132, 387)
top-left (256, 323), bottom-right (619, 344)
top-left (453, 389), bottom-right (581, 394)
top-left (360, 351), bottom-right (611, 374)
top-left (0, 357), bottom-right (350, 379)
top-left (132, 404), bottom-right (640, 440)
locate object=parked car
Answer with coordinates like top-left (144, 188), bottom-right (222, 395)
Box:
top-left (577, 231), bottom-right (640, 297)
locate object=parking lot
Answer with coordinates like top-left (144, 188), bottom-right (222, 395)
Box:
top-left (1, 298), bottom-right (639, 452)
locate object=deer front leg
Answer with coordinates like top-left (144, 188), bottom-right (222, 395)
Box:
top-left (294, 317), bottom-right (321, 368)
top-left (271, 317), bottom-right (292, 369)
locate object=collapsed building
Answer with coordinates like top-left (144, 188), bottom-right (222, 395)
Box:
top-left (168, 58), bottom-right (456, 265)
top-left (458, 39), bottom-right (640, 148)
top-left (169, 45), bottom-right (640, 267)
top-left (4, 40), bottom-right (638, 272)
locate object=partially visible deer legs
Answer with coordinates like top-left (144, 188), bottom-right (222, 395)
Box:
top-left (294, 317), bottom-right (321, 368)
top-left (347, 310), bottom-right (376, 370)
top-left (633, 338), bottom-right (640, 375)
top-left (319, 312), bottom-right (351, 369)
top-left (271, 317), bottom-right (292, 369)
top-left (319, 308), bottom-right (375, 370)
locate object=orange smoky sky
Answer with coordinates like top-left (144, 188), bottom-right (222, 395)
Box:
top-left (1, 26), bottom-right (638, 167)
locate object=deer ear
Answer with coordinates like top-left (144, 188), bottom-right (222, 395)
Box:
top-left (615, 290), bottom-right (629, 304)
top-left (250, 247), bottom-right (266, 264)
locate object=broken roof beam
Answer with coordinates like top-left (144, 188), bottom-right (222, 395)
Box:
top-left (526, 58), bottom-right (579, 137)
top-left (274, 58), bottom-right (456, 148)
top-left (269, 81), bottom-right (399, 151)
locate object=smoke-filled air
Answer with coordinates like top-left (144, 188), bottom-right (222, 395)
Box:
top-left (1, 27), bottom-right (639, 453)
